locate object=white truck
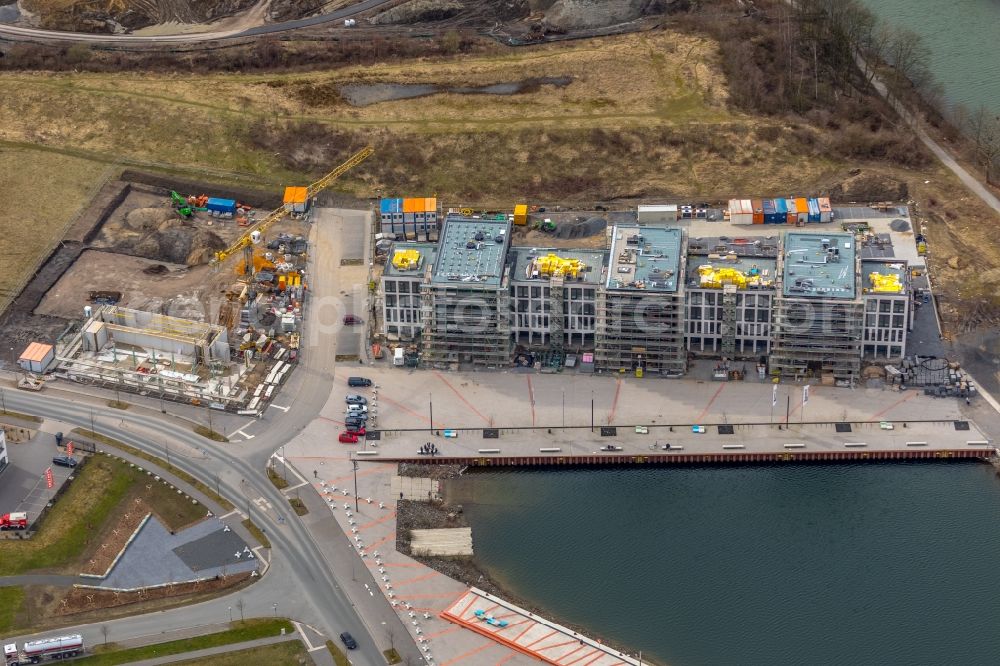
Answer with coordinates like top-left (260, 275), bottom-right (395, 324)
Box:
top-left (5, 634), bottom-right (84, 664)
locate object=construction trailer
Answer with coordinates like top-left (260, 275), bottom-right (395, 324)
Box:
top-left (769, 232), bottom-right (863, 384)
top-left (18, 342), bottom-right (55, 374)
top-left (381, 242), bottom-right (438, 341)
top-left (380, 197), bottom-right (439, 241)
top-left (595, 226), bottom-right (687, 376)
top-left (509, 247), bottom-right (607, 350)
top-left (419, 216), bottom-right (513, 368)
top-left (637, 204), bottom-right (679, 225)
top-left (684, 236), bottom-right (779, 358)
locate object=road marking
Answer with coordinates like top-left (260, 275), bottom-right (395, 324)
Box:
top-left (227, 420), bottom-right (257, 439)
top-left (218, 509), bottom-right (240, 520)
top-left (253, 497), bottom-right (273, 510)
top-left (696, 382), bottom-right (726, 423)
top-left (270, 404), bottom-right (290, 412)
top-left (273, 455), bottom-right (309, 486)
top-left (433, 370), bottom-right (492, 425)
top-left (292, 621), bottom-right (315, 651)
top-left (284, 480), bottom-right (309, 492)
top-left (526, 375), bottom-right (535, 427)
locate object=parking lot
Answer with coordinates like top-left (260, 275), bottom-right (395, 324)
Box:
top-left (0, 428), bottom-right (80, 524)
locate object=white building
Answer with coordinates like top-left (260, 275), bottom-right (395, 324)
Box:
top-left (381, 242), bottom-right (437, 341)
top-left (861, 260), bottom-right (910, 361)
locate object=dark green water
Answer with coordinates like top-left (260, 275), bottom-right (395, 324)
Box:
top-left (862, 0), bottom-right (1000, 112)
top-left (458, 463), bottom-right (1000, 666)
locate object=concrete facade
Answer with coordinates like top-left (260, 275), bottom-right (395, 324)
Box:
top-left (381, 242), bottom-right (437, 342)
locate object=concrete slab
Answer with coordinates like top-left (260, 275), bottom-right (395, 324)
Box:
top-left (390, 475), bottom-right (438, 500)
top-left (442, 587), bottom-right (641, 666)
top-left (410, 528), bottom-right (473, 556)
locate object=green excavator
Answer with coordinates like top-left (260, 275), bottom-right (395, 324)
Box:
top-left (170, 190), bottom-right (194, 218)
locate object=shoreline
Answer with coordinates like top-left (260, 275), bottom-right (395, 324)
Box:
top-left (397, 463), bottom-right (660, 665)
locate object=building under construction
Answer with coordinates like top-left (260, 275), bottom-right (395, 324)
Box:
top-left (594, 226), bottom-right (687, 376)
top-left (55, 306), bottom-right (244, 407)
top-left (509, 247), bottom-right (606, 349)
top-left (381, 242), bottom-right (437, 341)
top-left (419, 216), bottom-right (513, 368)
top-left (769, 232), bottom-right (864, 384)
top-left (684, 236), bottom-right (779, 358)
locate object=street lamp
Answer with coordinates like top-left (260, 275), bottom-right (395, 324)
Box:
top-left (562, 388), bottom-right (565, 428)
top-left (428, 392), bottom-right (434, 433)
top-left (590, 390), bottom-right (595, 432)
top-left (352, 459), bottom-right (359, 512)
top-left (228, 606), bottom-right (233, 622)
top-left (272, 602), bottom-right (278, 617)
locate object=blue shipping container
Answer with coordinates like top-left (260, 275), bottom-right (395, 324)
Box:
top-left (762, 199), bottom-right (780, 224)
top-left (380, 198), bottom-right (403, 215)
top-left (206, 197), bottom-right (237, 214)
top-left (807, 198), bottom-right (821, 223)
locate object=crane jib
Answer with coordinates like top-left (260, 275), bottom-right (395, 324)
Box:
top-left (214, 146), bottom-right (374, 263)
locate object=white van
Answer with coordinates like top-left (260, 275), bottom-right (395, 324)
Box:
top-left (393, 347), bottom-right (405, 366)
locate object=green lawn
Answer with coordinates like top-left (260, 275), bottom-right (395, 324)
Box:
top-left (172, 640), bottom-right (308, 665)
top-left (78, 619), bottom-right (294, 665)
top-left (0, 587), bottom-right (25, 633)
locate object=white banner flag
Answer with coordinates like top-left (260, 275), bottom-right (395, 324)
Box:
top-left (772, 384), bottom-right (778, 407)
top-left (802, 385), bottom-right (810, 404)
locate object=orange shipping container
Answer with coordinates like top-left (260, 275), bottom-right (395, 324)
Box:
top-left (403, 198), bottom-right (421, 213)
top-left (424, 197), bottom-right (437, 213)
top-left (752, 198), bottom-right (764, 224)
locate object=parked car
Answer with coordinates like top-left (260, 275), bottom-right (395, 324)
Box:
top-left (339, 632), bottom-right (358, 650)
top-left (338, 432), bottom-right (358, 444)
top-left (343, 315), bottom-right (362, 325)
top-left (346, 425), bottom-right (366, 436)
top-left (52, 455), bottom-right (77, 468)
top-left (345, 395), bottom-right (367, 405)
top-left (345, 417), bottom-right (367, 429)
top-left (348, 376), bottom-right (372, 387)
top-left (346, 404), bottom-right (368, 414)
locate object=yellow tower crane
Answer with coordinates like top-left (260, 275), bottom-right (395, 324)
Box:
top-left (214, 146), bottom-right (374, 266)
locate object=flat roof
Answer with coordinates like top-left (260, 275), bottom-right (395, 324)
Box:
top-left (685, 255), bottom-right (778, 290)
top-left (606, 226), bottom-right (683, 292)
top-left (382, 242), bottom-right (438, 278)
top-left (861, 259), bottom-right (908, 294)
top-left (19, 342), bottom-right (53, 362)
top-left (782, 232), bottom-right (857, 299)
top-left (859, 232), bottom-right (896, 259)
top-left (509, 247), bottom-right (607, 285)
top-left (431, 216), bottom-right (511, 287)
top-left (687, 235), bottom-right (780, 258)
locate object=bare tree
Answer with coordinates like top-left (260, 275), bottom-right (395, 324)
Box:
top-left (887, 26), bottom-right (932, 90)
top-left (966, 106), bottom-right (1000, 184)
top-left (236, 597), bottom-right (245, 622)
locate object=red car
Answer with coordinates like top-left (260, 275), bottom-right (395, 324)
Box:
top-left (343, 314), bottom-right (362, 325)
top-left (346, 426), bottom-right (366, 436)
top-left (338, 432), bottom-right (358, 444)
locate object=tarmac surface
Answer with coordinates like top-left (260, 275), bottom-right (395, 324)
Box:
top-left (100, 516), bottom-right (258, 589)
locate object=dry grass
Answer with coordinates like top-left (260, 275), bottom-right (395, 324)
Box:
top-left (0, 147), bottom-right (105, 306)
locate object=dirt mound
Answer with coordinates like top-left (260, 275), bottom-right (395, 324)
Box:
top-left (554, 216), bottom-right (607, 239)
top-left (827, 171), bottom-right (908, 203)
top-left (120, 218), bottom-right (224, 266)
top-left (124, 206), bottom-right (172, 231)
top-left (542, 0), bottom-right (675, 31)
top-left (372, 0), bottom-right (464, 25)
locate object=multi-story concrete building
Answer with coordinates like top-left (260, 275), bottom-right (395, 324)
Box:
top-left (770, 232), bottom-right (864, 384)
top-left (684, 236), bottom-right (779, 358)
top-left (508, 247), bottom-right (607, 350)
top-left (380, 242), bottom-right (437, 341)
top-left (420, 216), bottom-right (512, 368)
top-left (595, 226), bottom-right (687, 375)
top-left (861, 259), bottom-right (910, 361)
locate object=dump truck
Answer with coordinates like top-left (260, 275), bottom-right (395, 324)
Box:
top-left (0, 512), bottom-right (27, 531)
top-left (4, 634), bottom-right (84, 664)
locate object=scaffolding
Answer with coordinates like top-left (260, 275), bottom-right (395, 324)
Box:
top-left (594, 289), bottom-right (686, 374)
top-left (420, 280), bottom-right (513, 367)
top-left (549, 273), bottom-right (565, 353)
top-left (721, 284), bottom-right (737, 359)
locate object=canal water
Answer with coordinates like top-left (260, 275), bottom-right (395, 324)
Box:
top-left (457, 462), bottom-right (1000, 666)
top-left (861, 0), bottom-right (1000, 113)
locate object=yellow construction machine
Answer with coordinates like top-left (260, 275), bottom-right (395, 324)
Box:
top-left (214, 146), bottom-right (374, 268)
top-left (535, 253), bottom-right (584, 279)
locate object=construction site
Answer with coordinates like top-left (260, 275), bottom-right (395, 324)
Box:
top-left (1, 148), bottom-right (373, 412)
top-left (371, 197), bottom-right (958, 391)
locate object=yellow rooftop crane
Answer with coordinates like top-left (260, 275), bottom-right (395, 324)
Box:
top-left (214, 146), bottom-right (374, 265)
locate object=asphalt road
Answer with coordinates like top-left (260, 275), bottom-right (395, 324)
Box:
top-left (0, 211), bottom-right (421, 665)
top-left (0, 0), bottom-right (393, 44)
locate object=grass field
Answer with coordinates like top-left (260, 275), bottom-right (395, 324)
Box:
top-left (0, 147), bottom-right (106, 308)
top-left (172, 640), bottom-right (309, 665)
top-left (0, 455), bottom-right (203, 576)
top-left (78, 618), bottom-right (294, 665)
top-left (0, 587), bottom-right (25, 633)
